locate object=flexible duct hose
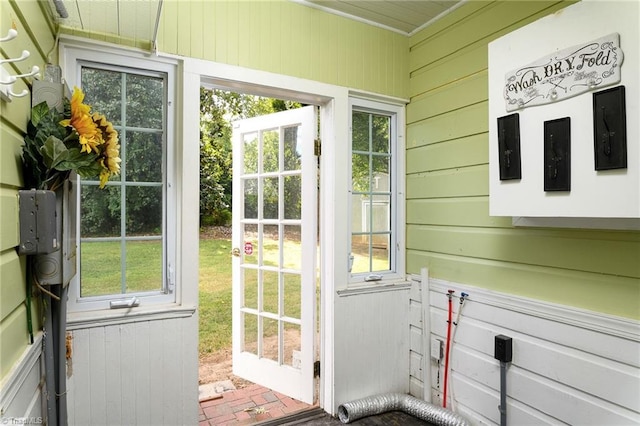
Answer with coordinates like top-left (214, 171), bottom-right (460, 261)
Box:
top-left (338, 393), bottom-right (471, 425)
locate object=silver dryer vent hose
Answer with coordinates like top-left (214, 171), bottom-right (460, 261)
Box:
top-left (338, 393), bottom-right (471, 425)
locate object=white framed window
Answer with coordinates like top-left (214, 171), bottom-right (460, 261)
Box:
top-left (348, 98), bottom-right (405, 285)
top-left (62, 44), bottom-right (178, 312)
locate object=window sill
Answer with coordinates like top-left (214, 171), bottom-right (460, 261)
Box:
top-left (66, 303), bottom-right (196, 330)
top-left (337, 280), bottom-right (411, 297)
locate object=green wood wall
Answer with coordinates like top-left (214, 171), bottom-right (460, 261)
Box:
top-left (406, 0), bottom-right (640, 319)
top-left (157, 0), bottom-right (408, 99)
top-left (0, 0), bottom-right (53, 379)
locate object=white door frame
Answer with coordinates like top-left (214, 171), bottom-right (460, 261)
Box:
top-left (177, 56), bottom-right (350, 414)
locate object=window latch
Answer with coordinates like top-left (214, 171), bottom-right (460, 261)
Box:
top-left (364, 274), bottom-right (383, 282)
top-left (110, 297), bottom-right (140, 309)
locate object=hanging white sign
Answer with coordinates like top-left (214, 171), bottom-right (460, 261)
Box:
top-left (504, 33), bottom-right (623, 111)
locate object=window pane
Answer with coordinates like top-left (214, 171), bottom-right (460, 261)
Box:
top-left (126, 186), bottom-right (162, 235)
top-left (351, 234), bottom-right (370, 274)
top-left (126, 74), bottom-right (163, 129)
top-left (352, 111), bottom-right (370, 152)
top-left (263, 129), bottom-right (279, 173)
top-left (80, 185), bottom-right (121, 237)
top-left (372, 234), bottom-right (391, 271)
top-left (125, 240), bottom-right (162, 292)
top-left (80, 240), bottom-right (122, 296)
top-left (372, 156), bottom-right (390, 190)
top-left (126, 131), bottom-right (163, 182)
top-left (372, 114), bottom-right (390, 154)
top-left (352, 153), bottom-right (370, 193)
top-left (81, 68), bottom-right (122, 125)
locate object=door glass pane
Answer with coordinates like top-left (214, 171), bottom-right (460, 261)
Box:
top-left (80, 240), bottom-right (122, 296)
top-left (243, 313), bottom-right (258, 355)
top-left (262, 270), bottom-right (279, 315)
top-left (126, 240), bottom-right (162, 292)
top-left (242, 224), bottom-right (258, 265)
top-left (283, 176), bottom-right (301, 220)
top-left (263, 177), bottom-right (279, 219)
top-left (243, 268), bottom-right (258, 309)
top-left (283, 225), bottom-right (301, 270)
top-left (283, 273), bottom-right (301, 319)
top-left (262, 317), bottom-right (279, 363)
top-left (243, 132), bottom-right (258, 174)
top-left (283, 126), bottom-right (301, 171)
top-left (126, 131), bottom-right (163, 182)
top-left (284, 322), bottom-right (301, 369)
top-left (244, 178), bottom-right (258, 219)
top-left (263, 129), bottom-right (279, 173)
top-left (262, 224), bottom-right (279, 267)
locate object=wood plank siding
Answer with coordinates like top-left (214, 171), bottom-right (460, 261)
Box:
top-left (406, 1), bottom-right (640, 320)
top-left (409, 276), bottom-right (640, 424)
top-left (0, 0), bottom-right (52, 419)
top-left (0, 0), bottom-right (53, 379)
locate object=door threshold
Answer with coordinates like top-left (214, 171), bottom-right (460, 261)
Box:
top-left (254, 407), bottom-right (327, 425)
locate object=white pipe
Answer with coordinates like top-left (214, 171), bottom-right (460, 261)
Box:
top-left (421, 267), bottom-right (431, 403)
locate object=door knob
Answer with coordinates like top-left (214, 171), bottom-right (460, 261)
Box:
top-left (232, 247), bottom-right (241, 257)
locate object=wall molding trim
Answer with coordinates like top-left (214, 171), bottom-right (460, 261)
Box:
top-left (0, 333), bottom-right (43, 413)
top-left (427, 278), bottom-right (640, 342)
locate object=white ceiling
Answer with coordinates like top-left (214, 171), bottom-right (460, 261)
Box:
top-left (47, 0), bottom-right (463, 44)
top-left (299, 0), bottom-right (463, 35)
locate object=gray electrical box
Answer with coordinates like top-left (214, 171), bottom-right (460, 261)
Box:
top-left (18, 189), bottom-right (59, 255)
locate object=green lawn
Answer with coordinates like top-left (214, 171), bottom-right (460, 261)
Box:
top-left (82, 232), bottom-right (388, 358)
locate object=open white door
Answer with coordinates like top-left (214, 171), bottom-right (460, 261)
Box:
top-left (231, 106), bottom-right (317, 404)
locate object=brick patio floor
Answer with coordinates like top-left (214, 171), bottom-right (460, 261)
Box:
top-left (199, 383), bottom-right (314, 425)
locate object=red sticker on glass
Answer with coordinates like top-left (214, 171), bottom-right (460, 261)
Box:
top-left (244, 242), bottom-right (253, 255)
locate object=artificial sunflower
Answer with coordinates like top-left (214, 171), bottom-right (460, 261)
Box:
top-left (22, 86), bottom-right (121, 191)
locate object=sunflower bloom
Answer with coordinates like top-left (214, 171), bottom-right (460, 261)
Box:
top-left (60, 87), bottom-right (101, 153)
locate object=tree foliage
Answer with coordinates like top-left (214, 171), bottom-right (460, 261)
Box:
top-left (199, 88), bottom-right (301, 225)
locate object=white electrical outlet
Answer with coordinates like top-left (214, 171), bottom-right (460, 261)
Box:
top-left (431, 337), bottom-right (443, 361)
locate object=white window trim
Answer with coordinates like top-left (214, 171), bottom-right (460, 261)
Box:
top-left (60, 39), bottom-right (180, 315)
top-left (347, 97), bottom-right (406, 287)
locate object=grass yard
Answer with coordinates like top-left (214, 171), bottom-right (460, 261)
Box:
top-left (82, 227), bottom-right (389, 360)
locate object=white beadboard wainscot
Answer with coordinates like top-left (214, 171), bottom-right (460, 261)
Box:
top-left (333, 284), bottom-right (411, 408)
top-left (409, 275), bottom-right (640, 425)
top-left (65, 314), bottom-right (198, 425)
top-left (0, 333), bottom-right (45, 423)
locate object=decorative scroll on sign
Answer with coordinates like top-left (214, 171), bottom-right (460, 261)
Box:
top-left (504, 33), bottom-right (623, 111)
